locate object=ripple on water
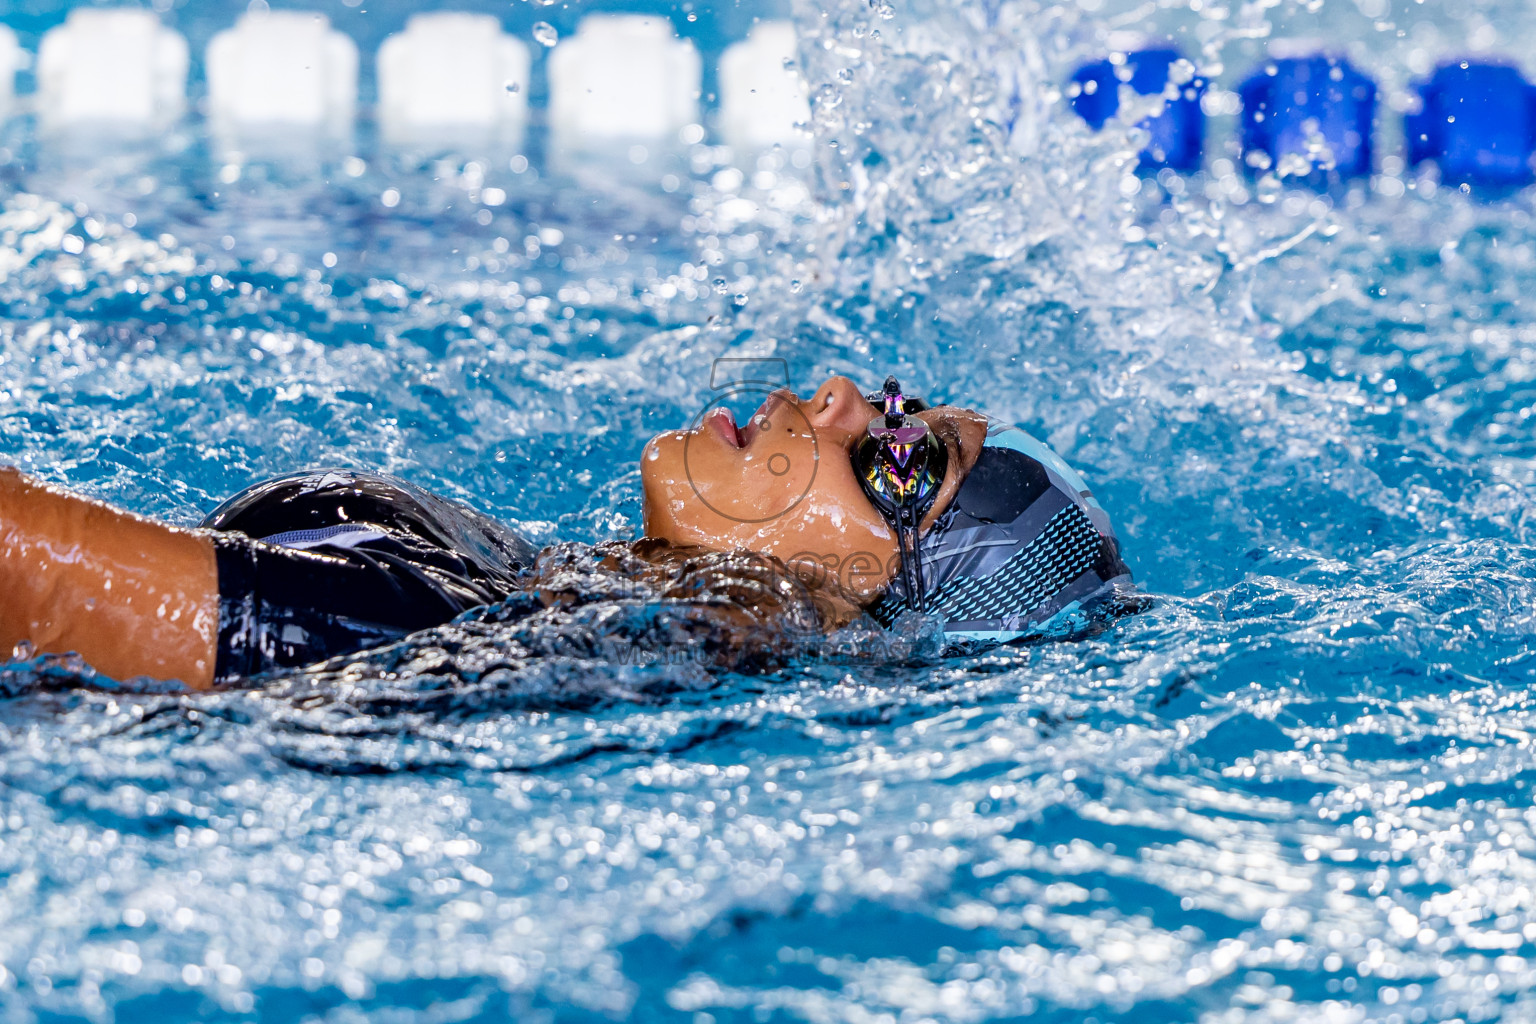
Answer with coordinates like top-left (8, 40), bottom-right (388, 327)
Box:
top-left (5, 0), bottom-right (1536, 1020)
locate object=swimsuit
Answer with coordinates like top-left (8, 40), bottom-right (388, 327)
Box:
top-left (203, 470), bottom-right (533, 681)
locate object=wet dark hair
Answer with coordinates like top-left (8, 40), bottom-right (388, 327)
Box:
top-left (215, 539), bottom-right (883, 725)
top-left (514, 539), bottom-right (859, 668)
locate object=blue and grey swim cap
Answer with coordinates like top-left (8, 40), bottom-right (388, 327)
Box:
top-left (869, 418), bottom-right (1134, 647)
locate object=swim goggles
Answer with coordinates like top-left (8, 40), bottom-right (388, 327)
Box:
top-left (851, 376), bottom-right (948, 612)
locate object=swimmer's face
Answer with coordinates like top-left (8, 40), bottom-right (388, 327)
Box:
top-left (642, 375), bottom-right (969, 601)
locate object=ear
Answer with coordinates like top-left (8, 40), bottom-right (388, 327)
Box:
top-left (915, 406), bottom-right (989, 533)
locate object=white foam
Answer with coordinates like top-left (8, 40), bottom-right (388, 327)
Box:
top-left (206, 11), bottom-right (356, 137)
top-left (547, 15), bottom-right (701, 154)
top-left (36, 9), bottom-right (187, 131)
top-left (718, 22), bottom-right (810, 150)
top-left (377, 13), bottom-right (530, 148)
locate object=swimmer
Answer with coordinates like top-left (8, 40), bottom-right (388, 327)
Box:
top-left (0, 375), bottom-right (1134, 688)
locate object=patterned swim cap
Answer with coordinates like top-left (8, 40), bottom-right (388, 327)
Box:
top-left (870, 418), bottom-right (1134, 648)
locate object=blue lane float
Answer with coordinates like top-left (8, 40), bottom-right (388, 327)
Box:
top-left (1238, 55), bottom-right (1376, 181)
top-left (1068, 47), bottom-right (1206, 171)
top-left (1405, 61), bottom-right (1536, 189)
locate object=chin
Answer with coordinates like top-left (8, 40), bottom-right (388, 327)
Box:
top-left (639, 431), bottom-right (688, 538)
top-left (640, 430), bottom-right (683, 477)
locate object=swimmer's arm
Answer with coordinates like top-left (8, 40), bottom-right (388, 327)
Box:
top-left (0, 466), bottom-right (218, 689)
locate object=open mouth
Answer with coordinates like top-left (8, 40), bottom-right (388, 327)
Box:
top-left (703, 406), bottom-right (743, 447)
top-left (703, 392), bottom-right (787, 450)
top-left (739, 393), bottom-right (784, 448)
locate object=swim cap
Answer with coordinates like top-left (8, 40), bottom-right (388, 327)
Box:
top-left (869, 419), bottom-right (1133, 647)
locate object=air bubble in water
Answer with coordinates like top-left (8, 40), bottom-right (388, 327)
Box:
top-left (532, 22), bottom-right (558, 47)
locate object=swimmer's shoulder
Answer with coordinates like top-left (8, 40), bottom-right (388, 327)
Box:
top-left (201, 468), bottom-right (536, 577)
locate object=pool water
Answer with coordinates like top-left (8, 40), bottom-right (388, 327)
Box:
top-left (6, 0), bottom-right (1536, 1020)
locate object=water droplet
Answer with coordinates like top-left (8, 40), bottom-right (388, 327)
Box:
top-left (532, 22), bottom-right (558, 47)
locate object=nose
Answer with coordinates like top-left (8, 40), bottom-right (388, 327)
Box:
top-left (805, 376), bottom-right (879, 439)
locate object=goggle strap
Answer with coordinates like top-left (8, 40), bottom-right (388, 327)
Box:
top-left (909, 506), bottom-right (928, 610)
top-left (887, 504), bottom-right (926, 615)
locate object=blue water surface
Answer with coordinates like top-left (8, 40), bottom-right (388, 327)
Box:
top-left (5, 0), bottom-right (1536, 1021)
